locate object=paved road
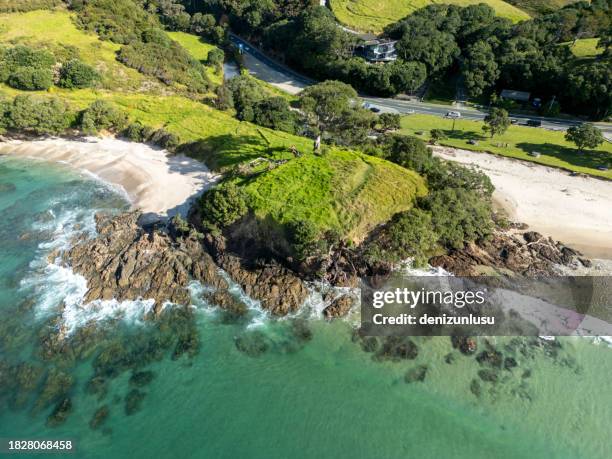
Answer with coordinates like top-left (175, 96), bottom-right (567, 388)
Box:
top-left (229, 34), bottom-right (612, 138)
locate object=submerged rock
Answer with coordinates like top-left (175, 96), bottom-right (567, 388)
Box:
top-left (129, 371), bottom-right (155, 388)
top-left (375, 337), bottom-right (419, 362)
top-left (90, 405), bottom-right (110, 430)
top-left (46, 398), bottom-right (72, 427)
top-left (405, 365), bottom-right (428, 383)
top-left (124, 389), bottom-right (146, 416)
top-left (451, 336), bottom-right (477, 355)
top-left (33, 368), bottom-right (73, 413)
top-left (234, 331), bottom-right (270, 358)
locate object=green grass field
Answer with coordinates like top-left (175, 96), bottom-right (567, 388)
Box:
top-left (166, 31), bottom-right (224, 85)
top-left (0, 9), bottom-right (154, 91)
top-left (329, 0), bottom-right (530, 33)
top-left (563, 38), bottom-right (604, 59)
top-left (400, 114), bottom-right (612, 179)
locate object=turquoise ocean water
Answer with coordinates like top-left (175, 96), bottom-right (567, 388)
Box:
top-left (1, 155), bottom-right (611, 459)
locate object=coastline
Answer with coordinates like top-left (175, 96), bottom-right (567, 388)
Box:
top-left (433, 146), bottom-right (612, 260)
top-left (0, 137), bottom-right (218, 221)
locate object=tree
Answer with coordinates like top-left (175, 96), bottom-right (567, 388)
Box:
top-left (79, 100), bottom-right (128, 135)
top-left (396, 29), bottom-right (460, 74)
top-left (379, 113), bottom-right (401, 132)
top-left (462, 40), bottom-right (499, 98)
top-left (365, 208), bottom-right (438, 266)
top-left (207, 48), bottom-right (224, 67)
top-left (389, 60), bottom-right (427, 94)
top-left (430, 129), bottom-right (446, 144)
top-left (225, 75), bottom-right (266, 121)
top-left (382, 135), bottom-right (433, 174)
top-left (482, 107), bottom-right (510, 138)
top-left (59, 59), bottom-right (99, 88)
top-left (7, 95), bottom-right (70, 135)
top-left (252, 97), bottom-right (298, 134)
top-left (565, 123), bottom-right (604, 152)
top-left (200, 183), bottom-right (248, 233)
top-left (299, 80), bottom-right (358, 135)
top-left (419, 188), bottom-right (492, 249)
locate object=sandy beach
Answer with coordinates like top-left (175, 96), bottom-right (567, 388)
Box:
top-left (0, 137), bottom-right (218, 221)
top-left (434, 146), bottom-right (612, 259)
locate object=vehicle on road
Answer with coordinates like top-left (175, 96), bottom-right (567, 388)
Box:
top-left (369, 106), bottom-right (381, 113)
top-left (446, 111), bottom-right (461, 118)
top-left (527, 119), bottom-right (542, 127)
top-left (596, 166), bottom-right (609, 171)
top-left (467, 139), bottom-right (478, 145)
top-left (510, 118), bottom-right (519, 124)
top-left (404, 109), bottom-right (415, 114)
top-left (528, 151), bottom-right (541, 157)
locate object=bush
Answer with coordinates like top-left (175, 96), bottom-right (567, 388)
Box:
top-left (286, 219), bottom-right (328, 261)
top-left (382, 135), bottom-right (433, 174)
top-left (6, 95), bottom-right (71, 135)
top-left (252, 97), bottom-right (298, 134)
top-left (214, 84), bottom-right (234, 110)
top-left (200, 183), bottom-right (248, 233)
top-left (426, 161), bottom-right (494, 198)
top-left (150, 128), bottom-right (180, 150)
top-left (123, 121), bottom-right (154, 142)
top-left (225, 76), bottom-right (265, 121)
top-left (58, 59), bottom-right (99, 88)
top-left (207, 48), bottom-right (224, 67)
top-left (378, 113), bottom-right (400, 131)
top-left (7, 67), bottom-right (53, 90)
top-left (0, 45), bottom-right (54, 75)
top-left (364, 208), bottom-right (438, 266)
top-left (419, 188), bottom-right (492, 249)
top-left (117, 35), bottom-right (211, 92)
top-left (79, 100), bottom-right (128, 135)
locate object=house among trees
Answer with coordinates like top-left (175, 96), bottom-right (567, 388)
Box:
top-left (499, 89), bottom-right (531, 103)
top-left (355, 39), bottom-right (398, 62)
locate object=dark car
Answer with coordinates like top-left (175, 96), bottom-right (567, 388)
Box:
top-left (596, 166), bottom-right (609, 171)
top-left (526, 119), bottom-right (542, 127)
top-left (369, 106), bottom-right (381, 113)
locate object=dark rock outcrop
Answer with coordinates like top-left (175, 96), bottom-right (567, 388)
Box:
top-left (430, 230), bottom-right (591, 276)
top-left (323, 294), bottom-right (355, 319)
top-left (215, 253), bottom-right (309, 316)
top-left (64, 212), bottom-right (228, 315)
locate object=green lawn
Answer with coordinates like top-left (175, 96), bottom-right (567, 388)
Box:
top-left (166, 31), bottom-right (224, 85)
top-left (329, 0), bottom-right (530, 33)
top-left (563, 38), bottom-right (604, 59)
top-left (0, 9), bottom-right (154, 91)
top-left (400, 114), bottom-right (612, 179)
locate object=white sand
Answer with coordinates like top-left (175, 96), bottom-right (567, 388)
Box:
top-left (0, 137), bottom-right (218, 221)
top-left (433, 146), bottom-right (612, 258)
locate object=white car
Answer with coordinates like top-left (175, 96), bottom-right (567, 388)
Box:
top-left (405, 109), bottom-right (415, 114)
top-left (446, 111), bottom-right (461, 118)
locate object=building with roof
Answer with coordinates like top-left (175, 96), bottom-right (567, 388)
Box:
top-left (355, 39), bottom-right (398, 62)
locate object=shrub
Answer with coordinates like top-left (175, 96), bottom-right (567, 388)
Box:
top-left (0, 45), bottom-right (54, 74)
top-left (79, 100), bottom-right (128, 135)
top-left (150, 128), bottom-right (180, 150)
top-left (207, 48), bottom-right (224, 67)
top-left (58, 59), bottom-right (99, 88)
top-left (123, 121), bottom-right (154, 142)
top-left (7, 95), bottom-right (71, 135)
top-left (426, 161), bottom-right (494, 198)
top-left (200, 183), bottom-right (248, 232)
top-left (378, 113), bottom-right (400, 131)
top-left (7, 67), bottom-right (53, 90)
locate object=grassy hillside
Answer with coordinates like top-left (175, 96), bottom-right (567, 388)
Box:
top-left (563, 38), bottom-right (604, 59)
top-left (0, 9), bottom-right (155, 91)
top-left (329, 0), bottom-right (530, 32)
top-left (401, 114), bottom-right (612, 179)
top-left (0, 7), bottom-right (426, 242)
top-left (166, 31), bottom-right (224, 85)
top-left (0, 0), bottom-right (62, 12)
